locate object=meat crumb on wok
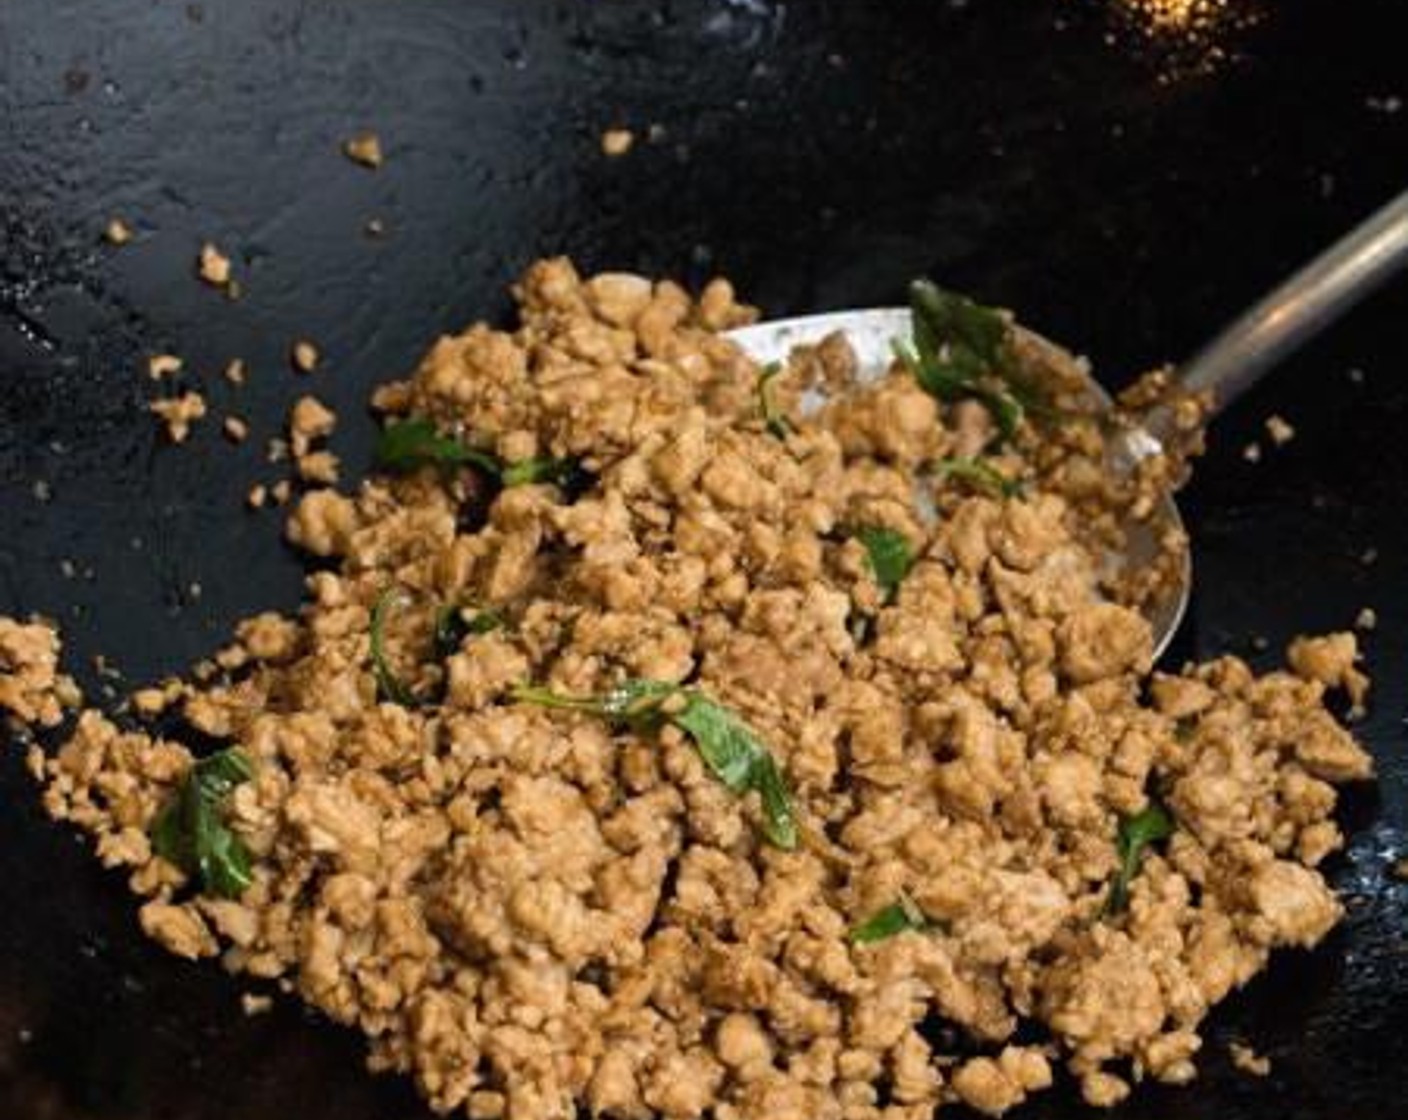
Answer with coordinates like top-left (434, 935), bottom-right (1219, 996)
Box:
top-left (343, 131), bottom-right (384, 169)
top-left (1264, 414), bottom-right (1296, 446)
top-left (601, 127), bottom-right (635, 156)
top-left (198, 241), bottom-right (233, 288)
top-left (147, 353), bottom-right (183, 380)
top-left (291, 339), bottom-right (321, 373)
top-left (149, 390), bottom-right (207, 443)
top-left (3, 260), bottom-right (1375, 1119)
top-left (1228, 1040), bottom-right (1272, 1077)
top-left (104, 217), bottom-right (133, 246)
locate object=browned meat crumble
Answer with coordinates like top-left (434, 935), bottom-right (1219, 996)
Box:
top-left (5, 259), bottom-right (1374, 1120)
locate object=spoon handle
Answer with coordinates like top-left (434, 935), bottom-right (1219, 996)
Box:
top-left (1176, 189), bottom-right (1408, 418)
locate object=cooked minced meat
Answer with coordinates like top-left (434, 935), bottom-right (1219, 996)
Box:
top-left (12, 260), bottom-right (1373, 1119)
top-left (0, 617), bottom-right (78, 728)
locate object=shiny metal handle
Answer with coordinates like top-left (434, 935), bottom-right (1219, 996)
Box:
top-left (1177, 189), bottom-right (1408, 417)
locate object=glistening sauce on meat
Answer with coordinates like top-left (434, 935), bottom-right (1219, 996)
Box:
top-left (0, 260), bottom-right (1374, 1119)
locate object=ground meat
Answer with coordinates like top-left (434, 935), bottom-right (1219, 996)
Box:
top-left (0, 617), bottom-right (76, 727)
top-left (289, 394), bottom-right (337, 455)
top-left (199, 242), bottom-right (233, 287)
top-left (1288, 631), bottom-right (1369, 710)
top-left (292, 340), bottom-right (321, 373)
top-left (150, 391), bottom-right (208, 442)
top-left (600, 128), bottom-right (634, 157)
top-left (139, 900), bottom-right (218, 959)
top-left (147, 353), bottom-right (183, 380)
top-left (286, 489), bottom-right (360, 556)
top-left (4, 259), bottom-right (1374, 1119)
top-left (1058, 602), bottom-right (1152, 684)
top-left (343, 131), bottom-right (383, 168)
top-left (951, 1047), bottom-right (1052, 1115)
top-left (1229, 1040), bottom-right (1271, 1076)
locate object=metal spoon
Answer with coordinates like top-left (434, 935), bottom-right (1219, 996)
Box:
top-left (727, 190), bottom-right (1408, 658)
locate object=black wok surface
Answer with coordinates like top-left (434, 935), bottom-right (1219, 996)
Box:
top-left (2, 1), bottom-right (1406, 1117)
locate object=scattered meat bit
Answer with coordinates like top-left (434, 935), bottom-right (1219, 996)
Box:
top-left (601, 127), bottom-right (635, 156)
top-left (0, 617), bottom-right (77, 727)
top-left (1288, 631), bottom-right (1370, 711)
top-left (1393, 858), bottom-right (1408, 882)
top-left (105, 218), bottom-right (133, 245)
top-left (130, 681), bottom-right (182, 717)
top-left (1264, 414), bottom-right (1296, 446)
top-left (1242, 442), bottom-right (1262, 463)
top-left (951, 1048), bottom-right (1052, 1114)
top-left (223, 417), bottom-right (250, 443)
top-left (246, 483), bottom-right (269, 510)
top-left (224, 358), bottom-right (248, 386)
top-left (296, 451), bottom-right (341, 485)
top-left (267, 437), bottom-right (290, 464)
top-left (270, 479), bottom-right (293, 505)
top-left (149, 392), bottom-right (208, 443)
top-left (1355, 607), bottom-right (1378, 632)
top-left (1229, 1041), bottom-right (1271, 1077)
top-left (198, 242), bottom-right (232, 287)
top-left (241, 993), bottom-right (273, 1016)
top-left (291, 340), bottom-right (320, 374)
top-left (32, 479), bottom-right (52, 503)
top-left (343, 132), bottom-right (383, 168)
top-left (288, 395), bottom-right (337, 456)
top-left (365, 217), bottom-right (386, 237)
top-left (139, 901), bottom-right (217, 960)
top-left (147, 354), bottom-right (183, 380)
top-left (287, 396), bottom-right (339, 484)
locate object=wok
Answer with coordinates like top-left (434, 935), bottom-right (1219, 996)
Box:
top-left (1, 1), bottom-right (1405, 1118)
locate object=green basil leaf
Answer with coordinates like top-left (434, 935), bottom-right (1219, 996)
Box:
top-left (375, 418), bottom-right (501, 475)
top-left (675, 694), bottom-right (766, 792)
top-left (933, 456), bottom-right (1022, 499)
top-left (850, 893), bottom-right (929, 944)
top-left (192, 746), bottom-right (253, 799)
top-left (500, 456), bottom-right (585, 488)
top-left (749, 751), bottom-right (799, 850)
top-left (150, 799), bottom-right (192, 870)
top-left (899, 280), bottom-right (1032, 445)
top-left (1105, 802), bottom-right (1175, 915)
top-left (892, 338), bottom-right (970, 401)
top-left (370, 588), bottom-right (418, 706)
top-left (515, 680), bottom-right (798, 849)
top-left (511, 679), bottom-right (677, 727)
top-left (150, 747), bottom-right (255, 899)
top-left (199, 814), bottom-right (254, 898)
top-left (909, 279), bottom-right (1010, 374)
top-left (968, 384), bottom-right (1025, 443)
top-left (757, 362), bottom-right (793, 439)
top-left (856, 526), bottom-right (914, 602)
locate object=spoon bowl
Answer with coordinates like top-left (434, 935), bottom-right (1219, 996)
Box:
top-left (726, 308), bottom-right (1191, 659)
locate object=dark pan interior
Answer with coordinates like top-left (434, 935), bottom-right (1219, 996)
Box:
top-left (1, 1), bottom-right (1406, 1118)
